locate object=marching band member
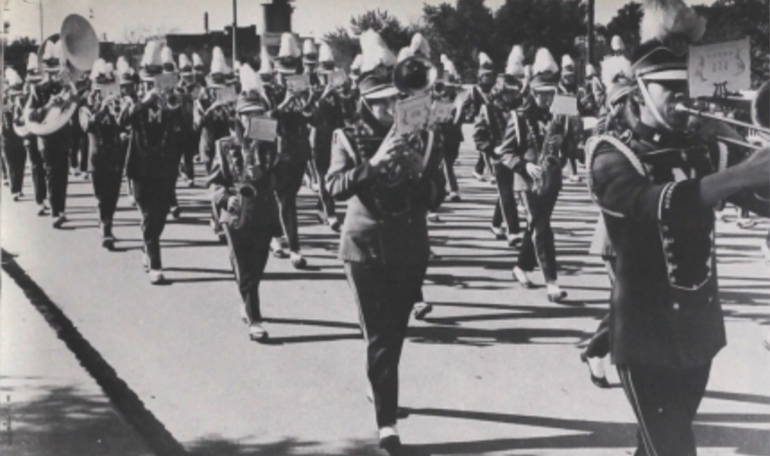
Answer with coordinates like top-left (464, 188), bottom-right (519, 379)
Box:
top-left (302, 39), bottom-right (321, 191)
top-left (340, 54), bottom-right (363, 121)
top-left (438, 54), bottom-right (464, 203)
top-left (581, 63), bottom-right (604, 117)
top-left (83, 59), bottom-right (125, 250)
top-left (3, 68), bottom-right (28, 202)
top-left (269, 32), bottom-right (314, 269)
top-left (504, 47), bottom-right (575, 302)
top-left (586, 0), bottom-right (769, 453)
top-left (462, 51), bottom-right (496, 182)
top-left (26, 39), bottom-right (74, 228)
top-left (196, 47), bottom-right (234, 175)
top-left (198, 47), bottom-right (236, 240)
top-left (208, 63), bottom-right (281, 342)
top-left (177, 53), bottom-right (198, 187)
top-left (481, 45), bottom-right (525, 244)
top-left (307, 41), bottom-right (345, 232)
top-left (120, 41), bottom-right (185, 284)
top-left (70, 71), bottom-right (92, 179)
top-left (22, 53), bottom-right (48, 214)
top-left (557, 54), bottom-right (585, 182)
top-left (160, 47), bottom-right (185, 220)
top-left (326, 30), bottom-right (446, 453)
top-left (580, 53), bottom-right (634, 389)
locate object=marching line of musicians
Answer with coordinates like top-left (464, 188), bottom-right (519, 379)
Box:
top-left (3, 1), bottom-right (770, 453)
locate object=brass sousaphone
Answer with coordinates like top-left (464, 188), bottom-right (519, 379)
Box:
top-left (25, 14), bottom-right (99, 136)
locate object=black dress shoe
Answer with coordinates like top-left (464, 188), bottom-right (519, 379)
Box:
top-left (379, 435), bottom-right (402, 455)
top-left (580, 352), bottom-right (610, 389)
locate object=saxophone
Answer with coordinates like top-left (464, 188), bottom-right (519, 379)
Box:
top-left (226, 138), bottom-right (260, 230)
top-left (531, 115), bottom-right (565, 197)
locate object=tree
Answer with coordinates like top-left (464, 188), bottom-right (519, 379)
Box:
top-left (4, 37), bottom-right (39, 77)
top-left (601, 2), bottom-right (643, 56)
top-left (493, 0), bottom-right (587, 68)
top-left (422, 0), bottom-right (495, 81)
top-left (323, 9), bottom-right (413, 71)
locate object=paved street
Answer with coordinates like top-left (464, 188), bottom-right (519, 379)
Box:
top-left (2, 129), bottom-right (769, 456)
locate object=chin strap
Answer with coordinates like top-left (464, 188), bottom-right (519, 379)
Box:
top-left (638, 79), bottom-right (674, 131)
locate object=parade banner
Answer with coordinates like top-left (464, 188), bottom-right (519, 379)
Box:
top-left (689, 38), bottom-right (751, 98)
top-left (215, 86), bottom-right (237, 103)
top-left (286, 74), bottom-right (311, 93)
top-left (550, 94), bottom-right (578, 116)
top-left (248, 117), bottom-right (278, 142)
top-left (395, 92), bottom-right (432, 135)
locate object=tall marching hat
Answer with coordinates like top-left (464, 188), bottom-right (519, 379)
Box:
top-left (349, 54), bottom-right (363, 79)
top-left (397, 46), bottom-right (412, 63)
top-left (585, 63), bottom-right (597, 78)
top-left (601, 55), bottom-right (633, 106)
top-left (318, 42), bottom-right (336, 73)
top-left (178, 53), bottom-right (193, 75)
top-left (505, 45), bottom-right (526, 78)
top-left (4, 67), bottom-right (24, 95)
top-left (41, 39), bottom-right (65, 73)
top-left (529, 47), bottom-right (559, 91)
top-left (91, 58), bottom-right (116, 85)
top-left (258, 47), bottom-right (274, 82)
top-left (26, 52), bottom-right (43, 82)
top-left (139, 41), bottom-right (164, 81)
top-left (633, 0), bottom-right (705, 83)
top-left (409, 33), bottom-right (430, 58)
top-left (161, 47), bottom-right (177, 74)
top-left (206, 46), bottom-right (232, 87)
top-left (477, 52), bottom-right (495, 76)
top-left (610, 35), bottom-right (626, 55)
top-left (236, 63), bottom-right (267, 114)
top-left (302, 39), bottom-right (319, 65)
top-left (276, 33), bottom-right (301, 74)
top-left (357, 29), bottom-right (398, 99)
top-left (116, 56), bottom-right (135, 85)
top-left (192, 53), bottom-right (205, 73)
top-left (561, 54), bottom-right (576, 76)
top-left (440, 54), bottom-right (459, 82)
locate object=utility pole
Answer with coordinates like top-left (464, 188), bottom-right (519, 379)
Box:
top-left (232, 0), bottom-right (237, 68)
top-left (587, 0), bottom-right (595, 66)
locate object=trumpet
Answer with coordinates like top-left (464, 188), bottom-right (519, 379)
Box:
top-left (394, 55), bottom-right (438, 96)
top-left (675, 81), bottom-right (770, 150)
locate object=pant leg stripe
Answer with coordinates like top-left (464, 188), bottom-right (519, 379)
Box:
top-left (619, 367), bottom-right (659, 456)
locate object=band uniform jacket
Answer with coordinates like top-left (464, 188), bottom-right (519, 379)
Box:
top-left (195, 88), bottom-right (232, 162)
top-left (26, 80), bottom-right (73, 153)
top-left (208, 136), bottom-right (280, 232)
top-left (266, 84), bottom-right (313, 162)
top-left (460, 85), bottom-right (492, 123)
top-left (2, 99), bottom-right (24, 155)
top-left (587, 126), bottom-right (769, 368)
top-left (307, 89), bottom-right (345, 158)
top-left (326, 120), bottom-right (447, 265)
top-left (120, 97), bottom-right (184, 179)
top-left (85, 99), bottom-right (125, 173)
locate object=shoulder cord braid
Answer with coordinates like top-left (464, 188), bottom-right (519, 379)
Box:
top-left (585, 134), bottom-right (647, 219)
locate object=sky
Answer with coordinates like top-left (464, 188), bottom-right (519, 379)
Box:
top-left (4, 0), bottom-right (714, 42)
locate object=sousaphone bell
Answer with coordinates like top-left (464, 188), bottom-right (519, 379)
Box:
top-left (25, 14), bottom-right (99, 136)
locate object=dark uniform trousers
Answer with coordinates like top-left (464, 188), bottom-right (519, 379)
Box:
top-left (92, 170), bottom-right (122, 226)
top-left (3, 135), bottom-right (27, 194)
top-left (617, 363), bottom-right (711, 456)
top-left (273, 157), bottom-right (306, 252)
top-left (132, 176), bottom-right (176, 270)
top-left (25, 138), bottom-right (47, 204)
top-left (225, 224), bottom-right (274, 321)
top-left (517, 188), bottom-right (559, 281)
top-left (311, 129), bottom-right (336, 220)
top-left (40, 138), bottom-right (70, 216)
top-left (583, 257), bottom-right (616, 359)
top-left (70, 125), bottom-right (89, 173)
top-left (345, 261), bottom-right (428, 428)
top-left (491, 162), bottom-right (521, 233)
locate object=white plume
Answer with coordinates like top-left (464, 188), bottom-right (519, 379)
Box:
top-left (505, 45), bottom-right (525, 77)
top-left (141, 41), bottom-right (162, 67)
top-left (239, 62), bottom-right (264, 96)
top-left (640, 0), bottom-right (707, 44)
top-left (4, 67), bottom-right (23, 87)
top-left (259, 48), bottom-right (273, 74)
top-left (358, 29), bottom-right (396, 73)
top-left (319, 42), bottom-right (335, 64)
top-left (532, 47), bottom-right (558, 76)
top-left (278, 33), bottom-right (301, 58)
top-left (409, 33), bottom-right (430, 58)
top-left (210, 46), bottom-right (230, 74)
top-left (600, 55), bottom-right (633, 91)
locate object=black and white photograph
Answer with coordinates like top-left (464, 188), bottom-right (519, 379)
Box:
top-left (1, 0), bottom-right (768, 454)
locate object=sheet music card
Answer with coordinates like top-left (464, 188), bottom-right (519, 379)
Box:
top-left (286, 74), bottom-right (310, 93)
top-left (688, 38), bottom-right (751, 98)
top-left (395, 93), bottom-right (431, 136)
top-left (247, 117), bottom-right (278, 142)
top-left (550, 94), bottom-right (579, 116)
top-left (215, 86), bottom-right (237, 103)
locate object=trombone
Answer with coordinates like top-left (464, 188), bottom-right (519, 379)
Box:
top-left (675, 80), bottom-right (770, 150)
